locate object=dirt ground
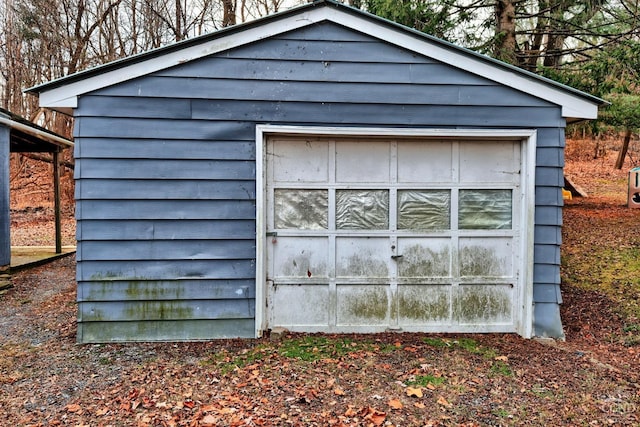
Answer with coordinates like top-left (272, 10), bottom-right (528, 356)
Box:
top-left (1, 138), bottom-right (639, 426)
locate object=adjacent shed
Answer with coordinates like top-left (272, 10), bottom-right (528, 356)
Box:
top-left (28, 0), bottom-right (603, 343)
top-left (1, 108), bottom-right (73, 277)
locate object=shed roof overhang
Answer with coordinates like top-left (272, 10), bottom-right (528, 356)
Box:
top-left (26, 0), bottom-right (605, 122)
top-left (0, 108), bottom-right (73, 152)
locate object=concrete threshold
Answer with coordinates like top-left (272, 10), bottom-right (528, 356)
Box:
top-left (10, 246), bottom-right (76, 272)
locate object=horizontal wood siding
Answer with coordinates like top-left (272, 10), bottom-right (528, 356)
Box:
top-left (74, 21), bottom-right (566, 341)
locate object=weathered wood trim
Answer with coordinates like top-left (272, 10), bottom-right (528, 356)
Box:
top-left (0, 125), bottom-right (10, 268)
top-left (53, 151), bottom-right (62, 253)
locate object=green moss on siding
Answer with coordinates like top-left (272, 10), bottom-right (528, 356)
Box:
top-left (124, 301), bottom-right (194, 320)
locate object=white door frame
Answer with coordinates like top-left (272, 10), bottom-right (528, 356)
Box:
top-left (255, 125), bottom-right (537, 338)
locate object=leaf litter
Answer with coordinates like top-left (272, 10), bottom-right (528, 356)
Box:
top-left (1, 138), bottom-right (639, 426)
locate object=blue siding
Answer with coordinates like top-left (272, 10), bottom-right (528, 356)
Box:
top-left (73, 21), bottom-right (567, 341)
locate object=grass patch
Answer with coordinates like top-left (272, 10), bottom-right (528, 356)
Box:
top-left (563, 246), bottom-right (640, 326)
top-left (278, 336), bottom-right (401, 361)
top-left (489, 360), bottom-right (513, 377)
top-left (423, 337), bottom-right (499, 359)
top-left (201, 336), bottom-right (401, 373)
top-left (407, 374), bottom-right (445, 387)
top-left (279, 336), bottom-right (360, 361)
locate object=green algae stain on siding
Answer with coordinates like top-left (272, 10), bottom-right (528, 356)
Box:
top-left (124, 301), bottom-right (195, 321)
top-left (123, 281), bottom-right (184, 300)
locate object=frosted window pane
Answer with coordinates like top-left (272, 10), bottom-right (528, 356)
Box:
top-left (336, 190), bottom-right (389, 230)
top-left (398, 190), bottom-right (451, 230)
top-left (275, 189), bottom-right (328, 230)
top-left (458, 190), bottom-right (512, 229)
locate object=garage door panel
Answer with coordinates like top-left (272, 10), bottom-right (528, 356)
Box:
top-left (459, 237), bottom-right (513, 278)
top-left (265, 135), bottom-right (526, 335)
top-left (398, 285), bottom-right (451, 325)
top-left (337, 285), bottom-right (390, 326)
top-left (271, 139), bottom-right (329, 183)
top-left (459, 141), bottom-right (520, 183)
top-left (397, 141), bottom-right (454, 183)
top-left (397, 238), bottom-right (451, 278)
top-left (336, 141), bottom-right (390, 183)
top-left (336, 237), bottom-right (389, 278)
top-left (269, 285), bottom-right (329, 326)
top-left (455, 284), bottom-right (513, 325)
top-left (271, 237), bottom-right (329, 279)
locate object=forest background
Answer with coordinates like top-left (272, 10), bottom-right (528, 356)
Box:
top-left (2, 0), bottom-right (640, 211)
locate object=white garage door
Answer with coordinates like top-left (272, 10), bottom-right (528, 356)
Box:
top-left (263, 134), bottom-right (528, 334)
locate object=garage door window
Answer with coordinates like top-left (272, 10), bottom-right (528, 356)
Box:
top-left (458, 189), bottom-right (512, 230)
top-left (336, 190), bottom-right (389, 230)
top-left (274, 189), bottom-right (328, 230)
top-left (398, 190), bottom-right (450, 230)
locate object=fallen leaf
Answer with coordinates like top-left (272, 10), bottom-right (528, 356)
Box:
top-left (388, 399), bottom-right (403, 410)
top-left (437, 396), bottom-right (452, 408)
top-left (201, 414), bottom-right (218, 426)
top-left (495, 355), bottom-right (508, 362)
top-left (414, 402), bottom-right (426, 409)
top-left (364, 407), bottom-right (387, 426)
top-left (95, 407), bottom-right (109, 416)
top-left (344, 406), bottom-right (358, 417)
top-left (66, 403), bottom-right (82, 413)
top-left (334, 388), bottom-right (345, 396)
top-left (406, 387), bottom-right (423, 398)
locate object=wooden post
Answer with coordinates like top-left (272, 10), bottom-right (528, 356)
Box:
top-left (615, 128), bottom-right (632, 170)
top-left (53, 150), bottom-right (62, 254)
top-left (0, 125), bottom-right (10, 269)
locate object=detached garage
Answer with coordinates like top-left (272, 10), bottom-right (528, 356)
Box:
top-left (28, 0), bottom-right (603, 342)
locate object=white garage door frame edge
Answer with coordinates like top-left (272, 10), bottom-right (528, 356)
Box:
top-left (255, 125), bottom-right (537, 338)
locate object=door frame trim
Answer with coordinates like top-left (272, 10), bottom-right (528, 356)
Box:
top-left (255, 125), bottom-right (537, 338)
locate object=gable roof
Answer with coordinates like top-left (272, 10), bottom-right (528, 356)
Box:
top-left (26, 0), bottom-right (604, 121)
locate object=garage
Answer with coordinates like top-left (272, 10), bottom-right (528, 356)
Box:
top-left (28, 0), bottom-right (602, 342)
top-left (259, 128), bottom-right (535, 336)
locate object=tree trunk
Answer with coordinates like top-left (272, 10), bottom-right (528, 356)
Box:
top-left (615, 128), bottom-right (633, 170)
top-left (222, 0), bottom-right (236, 27)
top-left (494, 0), bottom-right (517, 64)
